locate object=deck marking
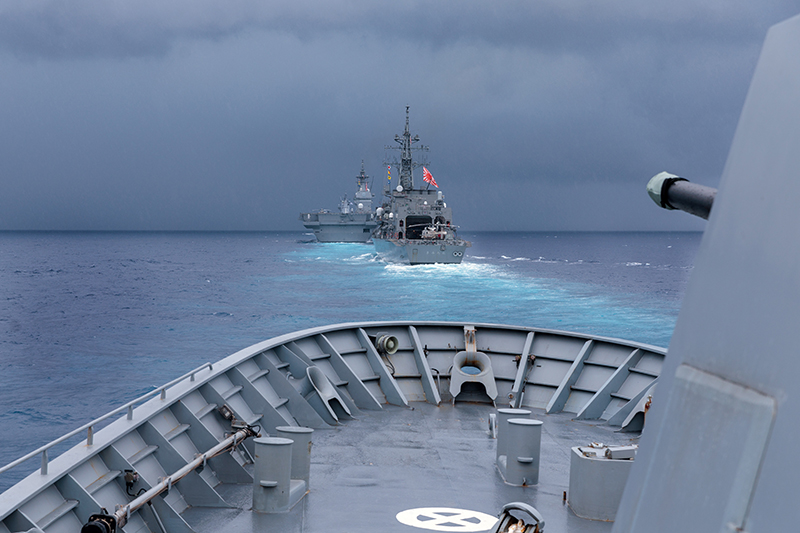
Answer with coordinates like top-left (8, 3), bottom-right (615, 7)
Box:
top-left (396, 507), bottom-right (498, 532)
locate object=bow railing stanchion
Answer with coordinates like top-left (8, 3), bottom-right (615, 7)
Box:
top-left (0, 361), bottom-right (215, 478)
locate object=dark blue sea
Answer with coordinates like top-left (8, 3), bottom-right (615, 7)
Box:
top-left (0, 231), bottom-right (700, 492)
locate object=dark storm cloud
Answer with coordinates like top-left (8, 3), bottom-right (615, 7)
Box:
top-left (0, 1), bottom-right (797, 231)
top-left (1, 1), bottom-right (792, 59)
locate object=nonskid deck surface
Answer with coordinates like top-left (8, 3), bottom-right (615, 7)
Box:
top-left (184, 402), bottom-right (628, 533)
top-left (0, 322), bottom-right (661, 533)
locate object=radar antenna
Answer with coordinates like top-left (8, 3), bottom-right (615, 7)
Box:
top-left (353, 159), bottom-right (374, 211)
top-left (356, 160), bottom-right (371, 192)
top-left (384, 106), bottom-right (428, 191)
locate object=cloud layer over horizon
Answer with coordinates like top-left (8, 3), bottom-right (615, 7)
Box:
top-left (2, 1), bottom-right (797, 231)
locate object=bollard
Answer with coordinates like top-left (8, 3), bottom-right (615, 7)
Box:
top-left (496, 408), bottom-right (531, 464)
top-left (253, 437), bottom-right (293, 513)
top-left (505, 418), bottom-right (543, 486)
top-left (276, 426), bottom-right (313, 486)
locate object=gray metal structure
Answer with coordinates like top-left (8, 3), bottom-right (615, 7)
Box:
top-left (646, 172), bottom-right (717, 220)
top-left (0, 321), bottom-right (664, 533)
top-left (568, 445), bottom-right (634, 522)
top-left (615, 11), bottom-right (800, 532)
top-left (373, 108), bottom-right (471, 264)
top-left (299, 162), bottom-right (377, 243)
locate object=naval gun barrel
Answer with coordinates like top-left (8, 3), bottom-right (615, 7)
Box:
top-left (647, 172), bottom-right (717, 220)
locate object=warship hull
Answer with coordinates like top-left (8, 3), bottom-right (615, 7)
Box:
top-left (373, 237), bottom-right (469, 264)
top-left (373, 108), bottom-right (471, 264)
top-left (301, 213), bottom-right (377, 243)
top-left (300, 163), bottom-right (376, 243)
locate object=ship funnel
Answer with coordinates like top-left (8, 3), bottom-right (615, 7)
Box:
top-left (376, 335), bottom-right (399, 355)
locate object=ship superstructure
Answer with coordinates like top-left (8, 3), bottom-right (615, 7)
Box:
top-left (373, 107), bottom-right (471, 264)
top-left (300, 162), bottom-right (377, 243)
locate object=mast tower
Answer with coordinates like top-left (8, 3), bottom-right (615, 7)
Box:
top-left (385, 106), bottom-right (428, 191)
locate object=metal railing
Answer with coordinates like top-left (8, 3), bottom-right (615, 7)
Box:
top-left (0, 362), bottom-right (214, 477)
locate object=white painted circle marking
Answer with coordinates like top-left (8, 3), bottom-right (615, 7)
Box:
top-left (396, 507), bottom-right (498, 532)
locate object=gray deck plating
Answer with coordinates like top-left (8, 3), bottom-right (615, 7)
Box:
top-left (184, 403), bottom-right (622, 533)
top-left (0, 321), bottom-right (662, 533)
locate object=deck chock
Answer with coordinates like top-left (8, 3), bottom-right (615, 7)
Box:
top-left (450, 351), bottom-right (498, 403)
top-left (451, 326), bottom-right (498, 403)
top-left (305, 366), bottom-right (353, 424)
top-left (490, 502), bottom-right (545, 533)
top-left (252, 434), bottom-right (312, 513)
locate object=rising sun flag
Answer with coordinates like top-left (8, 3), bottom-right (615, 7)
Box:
top-left (422, 166), bottom-right (438, 188)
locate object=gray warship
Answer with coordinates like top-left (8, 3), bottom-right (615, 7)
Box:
top-left (3, 10), bottom-right (800, 533)
top-left (299, 162), bottom-right (377, 243)
top-left (372, 108), bottom-right (471, 264)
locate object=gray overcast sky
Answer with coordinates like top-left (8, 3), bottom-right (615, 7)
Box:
top-left (1, 1), bottom-right (797, 231)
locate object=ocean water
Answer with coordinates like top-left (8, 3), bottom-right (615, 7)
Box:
top-left (0, 230), bottom-right (700, 492)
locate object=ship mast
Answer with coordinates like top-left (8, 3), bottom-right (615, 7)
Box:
top-left (386, 106), bottom-right (428, 191)
top-left (356, 160), bottom-right (370, 193)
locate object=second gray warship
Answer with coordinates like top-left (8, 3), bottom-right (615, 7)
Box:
top-left (373, 108), bottom-right (471, 264)
top-left (299, 163), bottom-right (377, 243)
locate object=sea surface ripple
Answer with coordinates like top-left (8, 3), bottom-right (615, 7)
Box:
top-left (0, 230), bottom-right (700, 491)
